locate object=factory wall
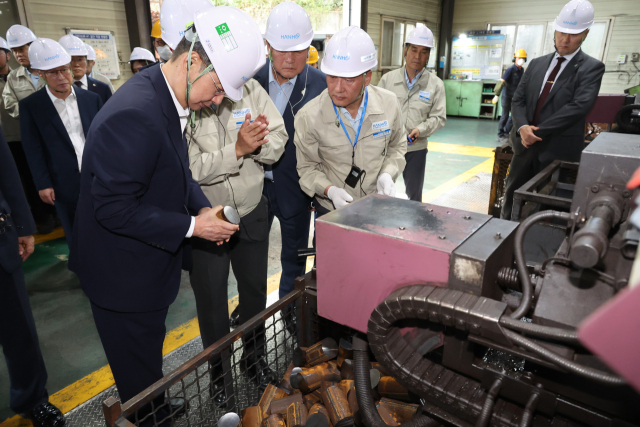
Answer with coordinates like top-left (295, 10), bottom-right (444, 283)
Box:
top-left (451, 0), bottom-right (640, 94)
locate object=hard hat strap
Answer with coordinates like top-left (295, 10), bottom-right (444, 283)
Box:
top-left (186, 31), bottom-right (214, 128)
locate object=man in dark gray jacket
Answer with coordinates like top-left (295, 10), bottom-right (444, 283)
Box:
top-left (501, 0), bottom-right (605, 220)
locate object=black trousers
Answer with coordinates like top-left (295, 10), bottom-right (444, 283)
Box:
top-left (54, 199), bottom-right (77, 246)
top-left (500, 148), bottom-right (553, 220)
top-left (263, 180), bottom-right (311, 299)
top-left (403, 149), bottom-right (428, 202)
top-left (8, 141), bottom-right (55, 223)
top-left (90, 302), bottom-right (170, 427)
top-left (498, 96), bottom-right (513, 138)
top-left (0, 264), bottom-right (49, 414)
top-left (190, 196), bottom-right (269, 352)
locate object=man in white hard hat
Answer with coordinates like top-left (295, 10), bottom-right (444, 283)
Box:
top-left (294, 26), bottom-right (406, 215)
top-left (252, 2), bottom-right (328, 315)
top-left (2, 25), bottom-right (56, 235)
top-left (0, 37), bottom-right (21, 154)
top-left (84, 42), bottom-right (115, 94)
top-left (377, 25), bottom-right (445, 202)
top-left (501, 0), bottom-right (605, 220)
top-left (128, 46), bottom-right (156, 74)
top-left (20, 39), bottom-right (103, 246)
top-left (59, 34), bottom-right (111, 104)
top-left (69, 6), bottom-right (265, 425)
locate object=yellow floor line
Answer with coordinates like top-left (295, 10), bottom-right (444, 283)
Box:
top-left (422, 158), bottom-right (495, 203)
top-left (33, 227), bottom-right (65, 245)
top-left (428, 142), bottom-right (495, 158)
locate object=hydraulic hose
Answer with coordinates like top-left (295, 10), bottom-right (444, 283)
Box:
top-left (503, 329), bottom-right (625, 386)
top-left (352, 337), bottom-right (440, 427)
top-left (511, 210), bottom-right (572, 320)
top-left (518, 385), bottom-right (542, 427)
top-left (499, 316), bottom-right (579, 344)
top-left (474, 377), bottom-right (503, 427)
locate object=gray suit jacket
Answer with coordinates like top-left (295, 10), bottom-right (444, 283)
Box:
top-left (510, 49), bottom-right (605, 163)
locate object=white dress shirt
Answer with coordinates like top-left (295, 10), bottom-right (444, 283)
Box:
top-left (46, 86), bottom-right (86, 171)
top-left (539, 48), bottom-right (580, 94)
top-left (160, 64), bottom-right (196, 237)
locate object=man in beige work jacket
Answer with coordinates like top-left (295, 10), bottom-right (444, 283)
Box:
top-left (378, 26), bottom-right (446, 202)
top-left (294, 26), bottom-right (406, 215)
top-left (188, 78), bottom-right (287, 395)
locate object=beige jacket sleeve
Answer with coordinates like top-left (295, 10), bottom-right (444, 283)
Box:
top-left (188, 123), bottom-right (243, 186)
top-left (416, 78), bottom-right (446, 138)
top-left (246, 87), bottom-right (287, 165)
top-left (380, 100), bottom-right (407, 180)
top-left (294, 110), bottom-right (333, 198)
top-left (3, 78), bottom-right (20, 118)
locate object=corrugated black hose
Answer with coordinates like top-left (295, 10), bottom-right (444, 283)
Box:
top-left (474, 377), bottom-right (503, 427)
top-left (352, 337), bottom-right (440, 427)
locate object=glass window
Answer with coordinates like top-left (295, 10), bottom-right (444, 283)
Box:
top-left (392, 22), bottom-right (404, 67)
top-left (381, 20), bottom-right (395, 67)
top-left (380, 16), bottom-right (428, 70)
top-left (514, 24), bottom-right (545, 61)
top-left (544, 20), bottom-right (609, 61)
top-left (490, 25), bottom-right (516, 67)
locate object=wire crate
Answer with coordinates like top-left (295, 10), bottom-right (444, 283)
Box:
top-left (102, 277), bottom-right (353, 427)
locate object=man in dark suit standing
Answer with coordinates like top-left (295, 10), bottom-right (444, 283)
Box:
top-left (58, 34), bottom-right (112, 104)
top-left (0, 135), bottom-right (66, 427)
top-left (20, 38), bottom-right (103, 245)
top-left (502, 0), bottom-right (605, 220)
top-left (68, 5), bottom-right (261, 424)
top-left (253, 2), bottom-right (327, 316)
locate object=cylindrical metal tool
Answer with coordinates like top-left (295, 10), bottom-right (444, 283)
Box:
top-left (307, 404), bottom-right (331, 427)
top-left (292, 363), bottom-right (341, 393)
top-left (259, 384), bottom-right (288, 419)
top-left (306, 338), bottom-right (339, 366)
top-left (571, 205), bottom-right (615, 268)
top-left (322, 384), bottom-right (354, 427)
top-left (263, 414), bottom-right (286, 427)
top-left (287, 401), bottom-right (308, 427)
top-left (242, 407), bottom-right (263, 427)
top-left (269, 394), bottom-right (305, 416)
top-left (279, 363), bottom-right (296, 395)
top-left (216, 206), bottom-right (241, 224)
top-left (337, 339), bottom-right (353, 368)
top-left (377, 377), bottom-right (410, 402)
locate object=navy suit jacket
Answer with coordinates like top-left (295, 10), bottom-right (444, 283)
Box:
top-left (20, 88), bottom-right (102, 204)
top-left (68, 64), bottom-right (211, 312)
top-left (253, 62), bottom-right (327, 219)
top-left (86, 76), bottom-right (112, 104)
top-left (0, 131), bottom-right (36, 274)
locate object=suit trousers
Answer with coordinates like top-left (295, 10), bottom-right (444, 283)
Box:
top-left (498, 96), bottom-right (513, 138)
top-left (90, 302), bottom-right (170, 427)
top-left (54, 199), bottom-right (77, 246)
top-left (403, 149), bottom-right (427, 202)
top-left (263, 180), bottom-right (311, 298)
top-left (190, 197), bottom-right (269, 352)
top-left (0, 264), bottom-right (49, 414)
top-left (8, 141), bottom-right (55, 223)
top-left (500, 148), bottom-right (553, 220)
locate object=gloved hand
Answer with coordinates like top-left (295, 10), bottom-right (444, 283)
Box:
top-left (492, 95), bottom-right (499, 104)
top-left (327, 186), bottom-right (353, 208)
top-left (377, 173), bottom-right (396, 197)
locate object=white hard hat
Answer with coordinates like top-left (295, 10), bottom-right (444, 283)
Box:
top-left (85, 43), bottom-right (97, 61)
top-left (554, 0), bottom-right (594, 34)
top-left (321, 26), bottom-right (377, 78)
top-left (264, 2), bottom-right (314, 52)
top-left (59, 34), bottom-right (88, 57)
top-left (28, 38), bottom-right (71, 71)
top-left (406, 26), bottom-right (434, 49)
top-left (160, 0), bottom-right (214, 50)
top-left (0, 37), bottom-right (10, 52)
top-left (193, 6), bottom-right (265, 101)
top-left (129, 47), bottom-right (156, 63)
top-left (6, 25), bottom-right (37, 49)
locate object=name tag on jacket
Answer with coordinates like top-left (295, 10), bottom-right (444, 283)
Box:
top-left (419, 91), bottom-right (430, 102)
top-left (233, 108), bottom-right (252, 129)
top-left (372, 120), bottom-right (391, 139)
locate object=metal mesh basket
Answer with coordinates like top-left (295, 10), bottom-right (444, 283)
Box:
top-left (103, 285), bottom-right (353, 427)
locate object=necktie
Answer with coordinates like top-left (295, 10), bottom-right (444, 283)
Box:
top-left (532, 57), bottom-right (565, 126)
top-left (74, 81), bottom-right (83, 88)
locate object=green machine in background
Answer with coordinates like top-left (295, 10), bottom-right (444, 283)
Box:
top-left (444, 79), bottom-right (501, 119)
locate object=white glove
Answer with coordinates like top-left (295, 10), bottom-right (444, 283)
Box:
top-left (327, 186), bottom-right (353, 208)
top-left (377, 173), bottom-right (396, 197)
top-left (492, 95), bottom-right (499, 104)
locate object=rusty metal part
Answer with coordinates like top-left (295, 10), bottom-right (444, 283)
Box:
top-left (321, 384), bottom-right (354, 427)
top-left (280, 363), bottom-right (296, 394)
top-left (339, 380), bottom-right (355, 398)
top-left (378, 377), bottom-right (410, 402)
top-left (287, 401), bottom-right (308, 427)
top-left (294, 347), bottom-right (308, 367)
top-left (270, 394), bottom-right (305, 416)
top-left (347, 388), bottom-right (361, 427)
top-left (376, 401), bottom-right (399, 426)
top-left (304, 393), bottom-right (322, 411)
top-left (378, 398), bottom-right (419, 423)
top-left (259, 385), bottom-right (288, 419)
top-left (242, 407), bottom-right (263, 427)
top-left (337, 339), bottom-right (353, 368)
top-left (340, 360), bottom-right (354, 380)
top-left (308, 404), bottom-right (331, 427)
top-left (263, 414), bottom-right (286, 427)
top-left (306, 338), bottom-right (339, 366)
top-left (293, 363), bottom-right (341, 393)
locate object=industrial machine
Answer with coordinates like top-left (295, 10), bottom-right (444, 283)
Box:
top-left (315, 133), bottom-right (640, 426)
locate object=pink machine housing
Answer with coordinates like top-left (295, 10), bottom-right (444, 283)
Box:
top-left (315, 194), bottom-right (518, 333)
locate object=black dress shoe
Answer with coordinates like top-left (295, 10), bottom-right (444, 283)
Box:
top-left (26, 402), bottom-right (66, 427)
top-left (242, 355), bottom-right (277, 392)
top-left (168, 396), bottom-right (189, 418)
top-left (229, 306), bottom-right (240, 329)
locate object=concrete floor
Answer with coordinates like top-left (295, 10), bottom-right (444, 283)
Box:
top-left (0, 116), bottom-right (502, 424)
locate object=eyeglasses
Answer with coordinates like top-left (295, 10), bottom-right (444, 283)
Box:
top-left (208, 71), bottom-right (226, 97)
top-left (44, 69), bottom-right (72, 77)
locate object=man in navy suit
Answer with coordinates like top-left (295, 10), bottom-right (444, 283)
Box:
top-left (0, 134), bottom-right (67, 427)
top-left (20, 39), bottom-right (103, 245)
top-left (252, 2), bottom-right (327, 314)
top-left (68, 6), bottom-right (254, 423)
top-left (58, 34), bottom-right (112, 104)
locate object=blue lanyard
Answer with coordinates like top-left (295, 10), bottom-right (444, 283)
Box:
top-left (332, 89), bottom-right (368, 151)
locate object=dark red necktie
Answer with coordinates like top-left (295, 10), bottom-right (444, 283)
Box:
top-left (532, 57), bottom-right (565, 126)
top-left (74, 81), bottom-right (83, 88)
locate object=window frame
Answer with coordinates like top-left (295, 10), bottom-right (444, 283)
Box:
top-left (379, 15), bottom-right (429, 71)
